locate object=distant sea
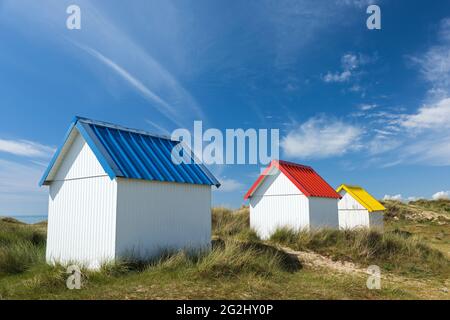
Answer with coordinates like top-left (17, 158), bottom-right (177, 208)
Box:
top-left (0, 215), bottom-right (47, 224)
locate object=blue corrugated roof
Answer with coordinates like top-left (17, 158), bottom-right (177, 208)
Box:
top-left (39, 116), bottom-right (221, 187)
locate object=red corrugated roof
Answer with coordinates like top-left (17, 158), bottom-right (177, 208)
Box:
top-left (244, 160), bottom-right (341, 199)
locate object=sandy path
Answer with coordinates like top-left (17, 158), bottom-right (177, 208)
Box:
top-left (279, 245), bottom-right (449, 299)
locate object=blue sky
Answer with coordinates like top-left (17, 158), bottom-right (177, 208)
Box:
top-left (1, 0), bottom-right (450, 215)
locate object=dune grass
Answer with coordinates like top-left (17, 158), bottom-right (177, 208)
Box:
top-left (0, 204), bottom-right (449, 299)
top-left (0, 219), bottom-right (46, 275)
top-left (269, 227), bottom-right (449, 278)
top-left (410, 199), bottom-right (450, 215)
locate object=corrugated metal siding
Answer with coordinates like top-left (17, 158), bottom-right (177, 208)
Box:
top-left (115, 178), bottom-right (211, 258)
top-left (53, 132), bottom-right (106, 180)
top-left (46, 176), bottom-right (117, 268)
top-left (40, 117), bottom-right (220, 187)
top-left (250, 170), bottom-right (309, 239)
top-left (338, 190), bottom-right (366, 210)
top-left (369, 211), bottom-right (384, 229)
top-left (338, 210), bottom-right (370, 229)
top-left (250, 195), bottom-right (309, 239)
top-left (336, 184), bottom-right (385, 212)
top-left (278, 160), bottom-right (341, 198)
top-left (245, 160), bottom-right (340, 199)
top-left (308, 197), bottom-right (339, 229)
top-left (337, 190), bottom-right (378, 229)
top-left (82, 119), bottom-right (219, 186)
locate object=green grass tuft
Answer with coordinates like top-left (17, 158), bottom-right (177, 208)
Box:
top-left (0, 220), bottom-right (47, 275)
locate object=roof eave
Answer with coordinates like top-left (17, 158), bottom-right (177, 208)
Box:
top-left (38, 118), bottom-right (119, 187)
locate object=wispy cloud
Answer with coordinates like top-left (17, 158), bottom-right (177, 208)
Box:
top-left (323, 54), bottom-right (359, 83)
top-left (322, 53), bottom-right (371, 83)
top-left (383, 194), bottom-right (403, 201)
top-left (357, 18), bottom-right (450, 167)
top-left (409, 18), bottom-right (450, 101)
top-left (0, 159), bottom-right (47, 215)
top-left (337, 0), bottom-right (380, 8)
top-left (2, 0), bottom-right (205, 127)
top-left (281, 116), bottom-right (362, 159)
top-left (358, 103), bottom-right (378, 111)
top-left (215, 178), bottom-right (244, 193)
top-left (145, 119), bottom-right (171, 136)
top-left (0, 139), bottom-right (54, 158)
top-left (401, 98), bottom-right (450, 130)
top-left (78, 44), bottom-right (182, 126)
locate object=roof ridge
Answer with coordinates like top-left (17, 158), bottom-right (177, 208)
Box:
top-left (74, 116), bottom-right (177, 142)
top-left (342, 184), bottom-right (363, 189)
top-left (245, 160), bottom-right (341, 199)
top-left (338, 184), bottom-right (385, 212)
top-left (277, 159), bottom-right (313, 169)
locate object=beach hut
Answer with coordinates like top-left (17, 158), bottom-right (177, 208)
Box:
top-left (244, 160), bottom-right (341, 239)
top-left (336, 184), bottom-right (385, 229)
top-left (39, 116), bottom-right (220, 268)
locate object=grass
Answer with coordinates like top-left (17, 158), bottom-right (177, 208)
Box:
top-left (382, 200), bottom-right (450, 257)
top-left (269, 228), bottom-right (449, 278)
top-left (0, 218), bottom-right (46, 275)
top-left (410, 199), bottom-right (450, 215)
top-left (0, 202), bottom-right (449, 300)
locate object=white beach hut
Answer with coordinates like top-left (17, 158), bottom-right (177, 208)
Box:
top-left (244, 160), bottom-right (341, 239)
top-left (336, 184), bottom-right (385, 230)
top-left (39, 117), bottom-right (220, 268)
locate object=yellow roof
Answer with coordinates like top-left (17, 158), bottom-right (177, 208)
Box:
top-left (336, 184), bottom-right (386, 212)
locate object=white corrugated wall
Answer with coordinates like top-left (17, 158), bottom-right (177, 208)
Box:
top-left (337, 190), bottom-right (370, 229)
top-left (46, 132), bottom-right (117, 268)
top-left (249, 170), bottom-right (309, 239)
top-left (369, 211), bottom-right (384, 229)
top-left (115, 178), bottom-right (211, 258)
top-left (309, 197), bottom-right (339, 229)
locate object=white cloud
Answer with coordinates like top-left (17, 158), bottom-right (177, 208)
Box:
top-left (0, 139), bottom-right (54, 158)
top-left (359, 103), bottom-right (377, 111)
top-left (0, 159), bottom-right (47, 215)
top-left (323, 70), bottom-right (352, 83)
top-left (432, 190), bottom-right (450, 200)
top-left (79, 45), bottom-right (181, 126)
top-left (323, 53), bottom-right (374, 88)
top-left (409, 18), bottom-right (450, 100)
top-left (2, 0), bottom-right (205, 127)
top-left (401, 98), bottom-right (450, 130)
top-left (383, 194), bottom-right (403, 201)
top-left (407, 196), bottom-right (423, 202)
top-left (215, 178), bottom-right (243, 192)
top-left (337, 0), bottom-right (379, 8)
top-left (323, 53), bottom-right (359, 83)
top-left (367, 134), bottom-right (401, 155)
top-left (281, 117), bottom-right (362, 159)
